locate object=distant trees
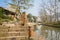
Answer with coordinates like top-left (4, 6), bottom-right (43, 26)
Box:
top-left (27, 13), bottom-right (33, 22)
top-left (11, 0), bottom-right (34, 12)
top-left (27, 13), bottom-right (36, 22)
top-left (39, 0), bottom-right (60, 23)
top-left (39, 9), bottom-right (48, 23)
top-left (33, 16), bottom-right (36, 22)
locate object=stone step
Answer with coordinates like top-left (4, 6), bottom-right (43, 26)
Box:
top-left (0, 32), bottom-right (29, 37)
top-left (0, 25), bottom-right (29, 40)
top-left (0, 29), bottom-right (28, 32)
top-left (0, 36), bottom-right (28, 39)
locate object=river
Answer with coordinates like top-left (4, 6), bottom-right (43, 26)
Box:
top-left (35, 25), bottom-right (60, 40)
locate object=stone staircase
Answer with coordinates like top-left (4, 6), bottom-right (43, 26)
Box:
top-left (0, 25), bottom-right (29, 40)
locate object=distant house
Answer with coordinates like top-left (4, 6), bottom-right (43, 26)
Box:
top-left (36, 16), bottom-right (41, 23)
top-left (0, 7), bottom-right (16, 19)
top-left (7, 3), bottom-right (21, 20)
top-left (7, 3), bottom-right (17, 12)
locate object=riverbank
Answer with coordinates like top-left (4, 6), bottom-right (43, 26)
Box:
top-left (39, 23), bottom-right (60, 28)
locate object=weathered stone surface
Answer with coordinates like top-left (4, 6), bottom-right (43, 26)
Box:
top-left (0, 24), bottom-right (29, 40)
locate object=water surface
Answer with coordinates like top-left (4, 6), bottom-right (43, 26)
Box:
top-left (36, 25), bottom-right (60, 40)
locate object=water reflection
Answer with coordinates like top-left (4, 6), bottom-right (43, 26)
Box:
top-left (36, 25), bottom-right (60, 40)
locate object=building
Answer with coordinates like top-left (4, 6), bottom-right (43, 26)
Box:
top-left (36, 16), bottom-right (41, 23)
top-left (0, 7), bottom-right (15, 19)
top-left (7, 3), bottom-right (17, 12)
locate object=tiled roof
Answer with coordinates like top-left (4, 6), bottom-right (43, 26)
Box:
top-left (0, 7), bottom-right (16, 15)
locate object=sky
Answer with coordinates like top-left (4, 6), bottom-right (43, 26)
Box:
top-left (0, 0), bottom-right (41, 16)
top-left (26, 0), bottom-right (41, 16)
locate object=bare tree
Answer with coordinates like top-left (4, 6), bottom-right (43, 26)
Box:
top-left (39, 8), bottom-right (48, 23)
top-left (8, 0), bottom-right (34, 21)
top-left (39, 0), bottom-right (60, 23)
